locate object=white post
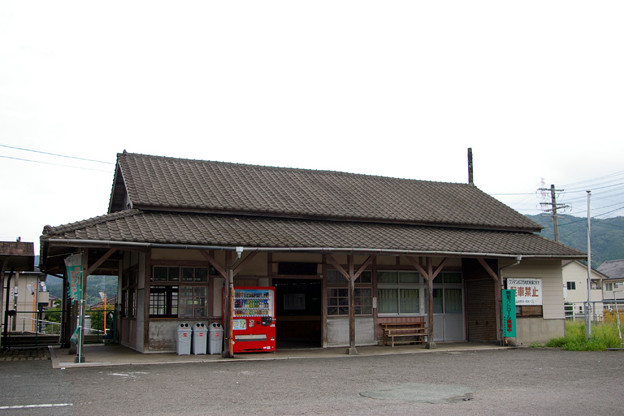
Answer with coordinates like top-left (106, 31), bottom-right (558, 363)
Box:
top-left (586, 191), bottom-right (592, 340)
top-left (614, 290), bottom-right (622, 344)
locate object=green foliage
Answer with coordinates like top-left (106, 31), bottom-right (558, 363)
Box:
top-left (527, 214), bottom-right (624, 268)
top-left (546, 320), bottom-right (624, 351)
top-left (45, 275), bottom-right (118, 307)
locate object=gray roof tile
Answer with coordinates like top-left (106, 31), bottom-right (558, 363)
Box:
top-left (42, 210), bottom-right (583, 258)
top-left (111, 152), bottom-right (542, 232)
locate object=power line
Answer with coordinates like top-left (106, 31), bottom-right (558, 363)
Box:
top-left (560, 170), bottom-right (624, 189)
top-left (0, 144), bottom-right (114, 165)
top-left (0, 155), bottom-right (112, 173)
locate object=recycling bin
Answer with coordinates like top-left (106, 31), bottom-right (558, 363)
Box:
top-left (208, 322), bottom-right (224, 355)
top-left (176, 323), bottom-right (192, 355)
top-left (192, 322), bottom-right (208, 355)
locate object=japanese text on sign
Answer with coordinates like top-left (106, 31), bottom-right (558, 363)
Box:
top-left (502, 289), bottom-right (516, 337)
top-left (507, 278), bottom-right (542, 305)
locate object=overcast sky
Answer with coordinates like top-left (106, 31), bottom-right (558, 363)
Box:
top-left (1, 1), bottom-right (623, 252)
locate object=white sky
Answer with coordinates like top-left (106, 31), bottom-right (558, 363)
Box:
top-left (1, 1), bottom-right (623, 253)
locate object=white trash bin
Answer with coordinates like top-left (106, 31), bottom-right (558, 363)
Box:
top-left (176, 323), bottom-right (191, 355)
top-left (192, 323), bottom-right (208, 355)
top-left (208, 323), bottom-right (224, 355)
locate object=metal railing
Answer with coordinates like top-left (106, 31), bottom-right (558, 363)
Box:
top-left (1, 308), bottom-right (115, 346)
top-left (564, 301), bottom-right (624, 323)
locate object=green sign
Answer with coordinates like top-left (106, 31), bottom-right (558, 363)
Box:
top-left (502, 289), bottom-right (516, 337)
top-left (64, 253), bottom-right (83, 302)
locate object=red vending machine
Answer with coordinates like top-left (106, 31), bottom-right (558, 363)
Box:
top-left (232, 287), bottom-right (276, 353)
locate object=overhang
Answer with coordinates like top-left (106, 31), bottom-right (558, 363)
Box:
top-left (41, 209), bottom-right (585, 273)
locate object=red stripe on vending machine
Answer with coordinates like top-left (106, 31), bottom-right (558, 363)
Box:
top-left (232, 287), bottom-right (276, 353)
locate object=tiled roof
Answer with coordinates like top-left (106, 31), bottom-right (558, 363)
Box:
top-left (110, 152), bottom-right (542, 232)
top-left (42, 210), bottom-right (583, 258)
top-left (597, 260), bottom-right (624, 279)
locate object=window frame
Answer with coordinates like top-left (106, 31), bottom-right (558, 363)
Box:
top-left (150, 265), bottom-right (211, 319)
top-left (149, 285), bottom-right (179, 318)
top-left (326, 269), bottom-right (373, 317)
top-left (121, 267), bottom-right (138, 319)
top-left (377, 270), bottom-right (426, 317)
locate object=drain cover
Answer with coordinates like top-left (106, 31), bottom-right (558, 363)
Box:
top-left (360, 383), bottom-right (473, 404)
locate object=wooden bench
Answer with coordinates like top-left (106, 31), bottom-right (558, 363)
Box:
top-left (381, 322), bottom-right (428, 347)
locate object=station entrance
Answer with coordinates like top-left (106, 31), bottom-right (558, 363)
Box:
top-left (273, 279), bottom-right (322, 348)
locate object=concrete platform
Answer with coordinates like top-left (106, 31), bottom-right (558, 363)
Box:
top-left (49, 342), bottom-right (508, 369)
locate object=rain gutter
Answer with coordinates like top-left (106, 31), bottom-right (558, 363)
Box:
top-left (44, 238), bottom-right (585, 259)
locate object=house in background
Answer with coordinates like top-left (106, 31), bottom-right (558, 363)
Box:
top-left (0, 241), bottom-right (49, 347)
top-left (40, 152), bottom-right (584, 356)
top-left (562, 260), bottom-right (606, 320)
top-left (597, 260), bottom-right (624, 308)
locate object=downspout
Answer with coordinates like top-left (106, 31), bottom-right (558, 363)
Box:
top-left (499, 256), bottom-right (522, 281)
top-left (498, 256), bottom-right (522, 345)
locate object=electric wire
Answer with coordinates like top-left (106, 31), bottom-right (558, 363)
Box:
top-left (0, 154), bottom-right (112, 173)
top-left (0, 144), bottom-right (113, 165)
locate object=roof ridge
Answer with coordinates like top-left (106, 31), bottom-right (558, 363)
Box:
top-left (117, 151), bottom-right (469, 186)
top-left (112, 151), bottom-right (542, 233)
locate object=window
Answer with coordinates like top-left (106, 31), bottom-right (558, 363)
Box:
top-left (377, 271), bottom-right (424, 316)
top-left (567, 282), bottom-right (576, 290)
top-left (122, 267), bottom-right (138, 318)
top-left (149, 286), bottom-right (178, 317)
top-left (150, 266), bottom-right (210, 319)
top-left (591, 280), bottom-right (601, 290)
top-left (433, 272), bottom-right (463, 314)
top-left (179, 287), bottom-right (208, 318)
top-left (516, 305), bottom-right (543, 317)
top-left (326, 270), bottom-right (372, 316)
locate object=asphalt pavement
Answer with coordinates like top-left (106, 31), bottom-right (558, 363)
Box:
top-left (0, 347), bottom-right (622, 415)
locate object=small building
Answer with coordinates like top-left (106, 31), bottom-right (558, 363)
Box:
top-left (39, 152), bottom-right (584, 354)
top-left (561, 260), bottom-right (606, 320)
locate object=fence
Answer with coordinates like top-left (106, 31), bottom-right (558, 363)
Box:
top-left (565, 300), bottom-right (624, 323)
top-left (1, 307), bottom-right (115, 346)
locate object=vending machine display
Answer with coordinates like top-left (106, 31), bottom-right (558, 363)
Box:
top-left (232, 287), bottom-right (276, 353)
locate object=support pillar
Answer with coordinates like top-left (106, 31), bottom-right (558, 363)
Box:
top-left (326, 254), bottom-right (373, 355)
top-left (407, 256), bottom-right (448, 350)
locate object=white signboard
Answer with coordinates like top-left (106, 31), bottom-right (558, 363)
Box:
top-left (507, 279), bottom-right (542, 305)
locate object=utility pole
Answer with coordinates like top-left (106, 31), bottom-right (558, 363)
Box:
top-left (538, 184), bottom-right (569, 242)
top-left (586, 190), bottom-right (592, 340)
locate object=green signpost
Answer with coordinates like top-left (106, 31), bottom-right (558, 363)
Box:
top-left (502, 289), bottom-right (516, 338)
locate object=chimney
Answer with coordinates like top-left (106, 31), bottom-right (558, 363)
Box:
top-left (467, 148), bottom-right (474, 185)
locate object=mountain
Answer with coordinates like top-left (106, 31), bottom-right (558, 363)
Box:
top-left (45, 275), bottom-right (118, 306)
top-left (527, 214), bottom-right (624, 268)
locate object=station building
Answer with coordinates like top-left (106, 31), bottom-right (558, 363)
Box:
top-left (39, 152), bottom-right (584, 355)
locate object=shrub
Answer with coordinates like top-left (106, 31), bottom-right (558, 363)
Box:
top-left (546, 320), bottom-right (624, 351)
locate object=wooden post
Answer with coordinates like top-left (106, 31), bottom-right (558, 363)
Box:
top-left (61, 267), bottom-right (71, 348)
top-left (326, 254), bottom-right (373, 355)
top-left (224, 251), bottom-right (234, 358)
top-left (424, 258), bottom-right (436, 349)
top-left (477, 258), bottom-right (502, 344)
top-left (347, 256), bottom-right (357, 355)
top-left (407, 256), bottom-right (448, 349)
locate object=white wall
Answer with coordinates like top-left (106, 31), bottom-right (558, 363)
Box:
top-left (504, 260), bottom-right (564, 319)
top-left (326, 317), bottom-right (375, 347)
